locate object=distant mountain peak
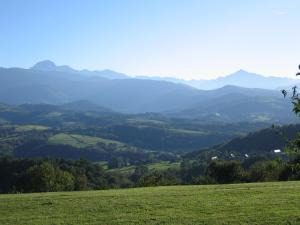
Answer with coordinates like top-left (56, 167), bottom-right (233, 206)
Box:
top-left (236, 69), bottom-right (248, 73)
top-left (30, 60), bottom-right (129, 79)
top-left (31, 60), bottom-right (57, 70)
top-left (234, 69), bottom-right (249, 74)
top-left (229, 69), bottom-right (261, 77)
top-left (31, 60), bottom-right (74, 73)
top-left (184, 69), bottom-right (296, 90)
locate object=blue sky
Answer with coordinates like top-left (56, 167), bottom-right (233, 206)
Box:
top-left (0, 0), bottom-right (300, 79)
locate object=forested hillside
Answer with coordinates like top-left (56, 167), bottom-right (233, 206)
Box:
top-left (185, 124), bottom-right (300, 162)
top-left (0, 102), bottom-right (272, 161)
top-left (0, 100), bottom-right (299, 193)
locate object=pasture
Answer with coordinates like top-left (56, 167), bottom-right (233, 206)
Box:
top-left (0, 181), bottom-right (299, 225)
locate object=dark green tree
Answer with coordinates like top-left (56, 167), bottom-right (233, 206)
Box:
top-left (26, 161), bottom-right (75, 192)
top-left (131, 165), bottom-right (149, 183)
top-left (249, 160), bottom-right (283, 182)
top-left (206, 160), bottom-right (246, 184)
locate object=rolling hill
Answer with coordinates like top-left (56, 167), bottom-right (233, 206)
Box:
top-left (0, 102), bottom-right (274, 162)
top-left (215, 124), bottom-right (300, 155)
top-left (175, 91), bottom-right (296, 123)
top-left (185, 124), bottom-right (300, 162)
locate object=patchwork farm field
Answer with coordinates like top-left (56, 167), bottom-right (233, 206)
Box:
top-left (108, 161), bottom-right (181, 174)
top-left (48, 133), bottom-right (125, 148)
top-left (0, 181), bottom-right (299, 225)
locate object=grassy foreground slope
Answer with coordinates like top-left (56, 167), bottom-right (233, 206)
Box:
top-left (0, 182), bottom-right (299, 225)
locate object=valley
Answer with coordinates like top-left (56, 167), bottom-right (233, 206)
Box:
top-left (2, 2), bottom-right (300, 224)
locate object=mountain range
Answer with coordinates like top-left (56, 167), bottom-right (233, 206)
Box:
top-left (31, 60), bottom-right (298, 90)
top-left (184, 70), bottom-right (298, 90)
top-left (31, 60), bottom-right (129, 79)
top-left (138, 70), bottom-right (298, 90)
top-left (0, 60), bottom-right (298, 123)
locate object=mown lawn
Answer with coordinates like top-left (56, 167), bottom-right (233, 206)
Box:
top-left (0, 181), bottom-right (299, 225)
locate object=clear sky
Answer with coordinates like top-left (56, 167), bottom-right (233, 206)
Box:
top-left (0, 0), bottom-right (300, 79)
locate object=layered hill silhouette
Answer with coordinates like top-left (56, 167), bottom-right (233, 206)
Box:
top-left (30, 60), bottom-right (298, 89)
top-left (0, 61), bottom-right (297, 123)
top-left (138, 70), bottom-right (298, 90)
top-left (31, 60), bottom-right (129, 79)
top-left (184, 70), bottom-right (297, 90)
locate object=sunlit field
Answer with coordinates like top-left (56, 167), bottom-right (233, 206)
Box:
top-left (0, 181), bottom-right (299, 225)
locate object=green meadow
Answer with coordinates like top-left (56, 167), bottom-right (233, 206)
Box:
top-left (109, 161), bottom-right (181, 174)
top-left (0, 181), bottom-right (299, 225)
top-left (48, 133), bottom-right (124, 148)
top-left (15, 125), bottom-right (49, 132)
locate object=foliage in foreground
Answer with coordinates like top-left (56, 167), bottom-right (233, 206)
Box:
top-left (0, 154), bottom-right (300, 194)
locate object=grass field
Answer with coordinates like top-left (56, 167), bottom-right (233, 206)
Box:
top-left (0, 181), bottom-right (299, 225)
top-left (109, 161), bottom-right (181, 174)
top-left (15, 125), bottom-right (49, 132)
top-left (168, 128), bottom-right (207, 135)
top-left (48, 133), bottom-right (124, 148)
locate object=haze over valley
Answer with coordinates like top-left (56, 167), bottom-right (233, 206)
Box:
top-left (1, 1), bottom-right (300, 224)
top-left (0, 60), bottom-right (297, 123)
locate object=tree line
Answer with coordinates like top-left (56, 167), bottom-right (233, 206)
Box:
top-left (0, 154), bottom-right (299, 194)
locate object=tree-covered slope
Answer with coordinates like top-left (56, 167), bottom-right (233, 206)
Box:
top-left (0, 103), bottom-right (270, 157)
top-left (186, 124), bottom-right (300, 161)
